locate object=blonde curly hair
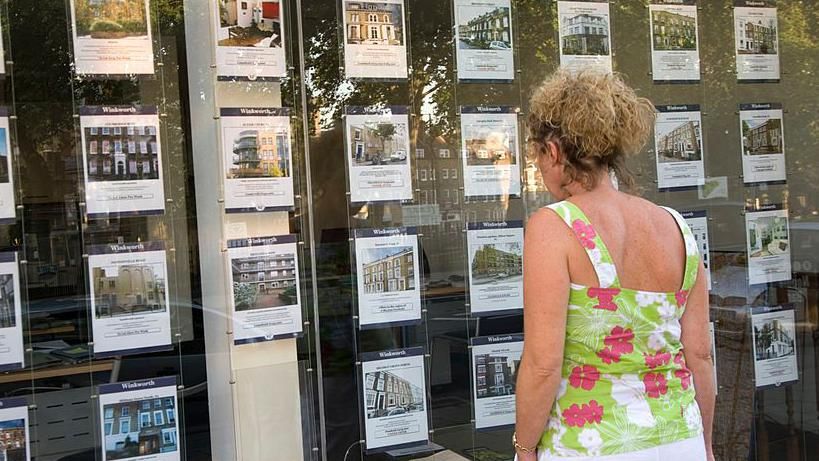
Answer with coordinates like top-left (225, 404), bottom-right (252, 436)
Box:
top-left (527, 70), bottom-right (655, 190)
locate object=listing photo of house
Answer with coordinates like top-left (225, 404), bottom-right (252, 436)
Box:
top-left (748, 215), bottom-right (789, 258)
top-left (651, 9), bottom-right (697, 51)
top-left (457, 5), bottom-right (512, 50)
top-left (464, 125), bottom-right (518, 166)
top-left (103, 397), bottom-right (178, 460)
top-left (742, 118), bottom-right (783, 156)
top-left (470, 242), bottom-right (522, 286)
top-left (0, 128), bottom-right (9, 184)
top-left (345, 2), bottom-right (404, 46)
top-left (349, 121), bottom-right (408, 166)
top-left (364, 368), bottom-right (425, 419)
top-left (753, 317), bottom-right (795, 361)
top-left (73, 0), bottom-right (149, 40)
top-left (231, 252), bottom-right (298, 311)
top-left (85, 125), bottom-right (160, 182)
top-left (225, 128), bottom-right (291, 179)
top-left (217, 0), bottom-right (282, 48)
top-left (92, 263), bottom-right (167, 319)
top-left (474, 353), bottom-right (519, 399)
top-left (736, 17), bottom-right (778, 55)
top-left (0, 418), bottom-right (26, 461)
top-left (0, 275), bottom-right (16, 329)
top-left (561, 13), bottom-right (610, 56)
top-left (655, 120), bottom-right (702, 163)
top-left (361, 246), bottom-right (415, 294)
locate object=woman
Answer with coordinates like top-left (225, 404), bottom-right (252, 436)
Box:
top-left (513, 71), bottom-right (715, 461)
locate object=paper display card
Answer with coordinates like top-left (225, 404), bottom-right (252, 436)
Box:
top-left (467, 221), bottom-right (523, 315)
top-left (69, 0), bottom-right (154, 75)
top-left (557, 1), bottom-right (613, 74)
top-left (740, 103), bottom-right (786, 184)
top-left (0, 254), bottom-right (23, 372)
top-left (0, 398), bottom-right (30, 461)
top-left (455, 0), bottom-right (515, 81)
top-left (460, 106), bottom-right (521, 198)
top-left (344, 106), bottom-right (413, 203)
top-left (354, 228), bottom-right (421, 328)
top-left (220, 108), bottom-right (294, 212)
top-left (681, 210), bottom-right (711, 290)
top-left (360, 348), bottom-right (429, 451)
top-left (471, 334), bottom-right (522, 429)
top-left (745, 204), bottom-right (791, 285)
top-left (214, 0), bottom-right (287, 79)
top-left (80, 106), bottom-right (165, 218)
top-left (99, 377), bottom-right (180, 461)
top-left (734, 1), bottom-right (780, 82)
top-left (88, 242), bottom-right (172, 357)
top-left (654, 105), bottom-right (705, 189)
top-left (0, 110), bottom-right (15, 224)
top-left (342, 0), bottom-right (408, 80)
top-left (227, 235), bottom-right (302, 344)
top-left (751, 305), bottom-right (798, 388)
top-left (649, 1), bottom-right (700, 82)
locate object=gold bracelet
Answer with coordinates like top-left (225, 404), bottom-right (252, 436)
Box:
top-left (512, 432), bottom-right (537, 454)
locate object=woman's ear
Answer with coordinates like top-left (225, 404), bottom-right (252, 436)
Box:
top-left (545, 140), bottom-right (561, 167)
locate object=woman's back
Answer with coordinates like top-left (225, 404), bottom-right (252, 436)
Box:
top-left (563, 190), bottom-right (688, 293)
top-left (535, 191), bottom-right (703, 457)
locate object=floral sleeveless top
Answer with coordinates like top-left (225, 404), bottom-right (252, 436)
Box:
top-left (539, 201), bottom-right (703, 457)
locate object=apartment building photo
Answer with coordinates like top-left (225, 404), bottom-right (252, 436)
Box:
top-left (561, 13), bottom-right (610, 55)
top-left (743, 119), bottom-right (783, 155)
top-left (85, 125), bottom-right (159, 182)
top-left (93, 264), bottom-right (166, 318)
top-left (652, 10), bottom-right (697, 50)
top-left (103, 398), bottom-right (178, 460)
top-left (364, 370), bottom-right (425, 418)
top-left (362, 247), bottom-right (415, 294)
top-left (474, 354), bottom-right (518, 398)
top-left (346, 2), bottom-right (403, 46)
top-left (656, 121), bottom-right (702, 162)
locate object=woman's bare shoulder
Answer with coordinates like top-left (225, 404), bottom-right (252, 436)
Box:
top-left (526, 206), bottom-right (575, 241)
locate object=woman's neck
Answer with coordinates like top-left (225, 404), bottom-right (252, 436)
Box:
top-left (563, 170), bottom-right (617, 199)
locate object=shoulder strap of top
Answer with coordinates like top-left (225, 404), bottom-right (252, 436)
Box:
top-left (546, 201), bottom-right (621, 289)
top-left (660, 206), bottom-right (701, 292)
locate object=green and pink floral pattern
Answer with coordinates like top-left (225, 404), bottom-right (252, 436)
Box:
top-left (538, 201), bottom-right (703, 457)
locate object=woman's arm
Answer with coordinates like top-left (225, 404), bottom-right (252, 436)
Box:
top-left (514, 210), bottom-right (572, 459)
top-left (679, 261), bottom-right (715, 460)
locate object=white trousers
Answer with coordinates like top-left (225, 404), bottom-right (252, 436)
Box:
top-left (529, 435), bottom-right (707, 461)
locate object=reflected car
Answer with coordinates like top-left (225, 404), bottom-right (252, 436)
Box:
top-left (386, 408), bottom-right (407, 416)
top-left (489, 41), bottom-right (510, 50)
